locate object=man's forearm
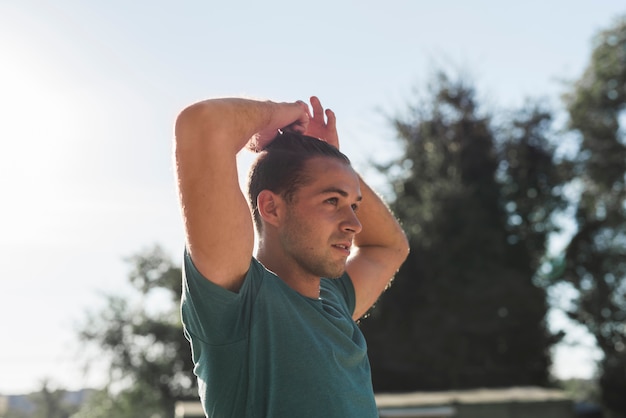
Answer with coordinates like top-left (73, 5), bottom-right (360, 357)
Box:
top-left (175, 98), bottom-right (307, 155)
top-left (354, 177), bottom-right (408, 252)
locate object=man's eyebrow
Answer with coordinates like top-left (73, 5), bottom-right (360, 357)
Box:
top-left (321, 187), bottom-right (363, 201)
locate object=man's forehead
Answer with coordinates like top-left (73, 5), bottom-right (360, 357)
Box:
top-left (302, 157), bottom-right (361, 196)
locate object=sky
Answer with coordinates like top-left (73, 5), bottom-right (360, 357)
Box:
top-left (0, 0), bottom-right (623, 395)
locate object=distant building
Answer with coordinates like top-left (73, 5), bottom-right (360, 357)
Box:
top-left (376, 386), bottom-right (575, 418)
top-left (175, 400), bottom-right (206, 418)
top-left (0, 395), bottom-right (8, 416)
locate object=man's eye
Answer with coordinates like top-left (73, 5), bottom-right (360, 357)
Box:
top-left (326, 198), bottom-right (338, 205)
top-left (351, 204), bottom-right (359, 212)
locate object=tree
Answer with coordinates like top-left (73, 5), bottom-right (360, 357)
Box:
top-left (73, 245), bottom-right (196, 418)
top-left (3, 380), bottom-right (81, 418)
top-left (360, 72), bottom-right (566, 391)
top-left (29, 381), bottom-right (77, 418)
top-left (558, 15), bottom-right (626, 417)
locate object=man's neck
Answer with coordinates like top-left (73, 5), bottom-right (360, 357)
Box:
top-left (256, 244), bottom-right (321, 299)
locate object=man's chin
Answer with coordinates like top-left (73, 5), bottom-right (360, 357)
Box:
top-left (325, 268), bottom-right (346, 280)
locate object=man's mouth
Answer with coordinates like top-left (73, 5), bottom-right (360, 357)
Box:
top-left (332, 242), bottom-right (351, 254)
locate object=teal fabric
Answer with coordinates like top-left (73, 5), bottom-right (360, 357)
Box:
top-left (181, 251), bottom-right (378, 418)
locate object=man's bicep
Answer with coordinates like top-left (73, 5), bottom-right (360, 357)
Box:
top-left (177, 149), bottom-right (255, 293)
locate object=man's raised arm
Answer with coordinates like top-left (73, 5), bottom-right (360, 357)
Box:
top-left (345, 176), bottom-right (410, 320)
top-left (174, 98), bottom-right (309, 292)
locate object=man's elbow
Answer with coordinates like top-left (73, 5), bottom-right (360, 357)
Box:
top-left (175, 102), bottom-right (213, 142)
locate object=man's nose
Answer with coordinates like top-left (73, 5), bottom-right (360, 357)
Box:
top-left (341, 208), bottom-right (362, 234)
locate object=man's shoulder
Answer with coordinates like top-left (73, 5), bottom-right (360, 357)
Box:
top-left (320, 273), bottom-right (356, 312)
top-left (183, 251), bottom-right (268, 297)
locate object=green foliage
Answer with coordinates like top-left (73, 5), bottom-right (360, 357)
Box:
top-left (559, 15), bottom-right (626, 417)
top-left (499, 104), bottom-right (571, 273)
top-left (70, 385), bottom-right (165, 418)
top-left (559, 378), bottom-right (601, 404)
top-left (3, 381), bottom-right (81, 418)
top-left (361, 72), bottom-right (566, 391)
top-left (74, 245), bottom-right (195, 417)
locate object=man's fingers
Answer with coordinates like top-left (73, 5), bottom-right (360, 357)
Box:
top-left (325, 109), bottom-right (336, 129)
top-left (296, 100), bottom-right (311, 117)
top-left (309, 96), bottom-right (325, 122)
top-left (284, 116), bottom-right (309, 134)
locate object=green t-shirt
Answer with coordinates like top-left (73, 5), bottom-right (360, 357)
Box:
top-left (181, 251), bottom-right (378, 418)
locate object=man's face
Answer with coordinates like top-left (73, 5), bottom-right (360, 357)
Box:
top-left (279, 156), bottom-right (362, 279)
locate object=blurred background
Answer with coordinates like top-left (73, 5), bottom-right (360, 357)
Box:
top-left (1, 1), bottom-right (625, 417)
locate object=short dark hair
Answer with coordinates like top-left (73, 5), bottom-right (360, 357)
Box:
top-left (247, 131), bottom-right (351, 232)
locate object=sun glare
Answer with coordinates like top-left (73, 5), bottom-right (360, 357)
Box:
top-left (0, 45), bottom-right (80, 187)
top-left (0, 25), bottom-right (95, 246)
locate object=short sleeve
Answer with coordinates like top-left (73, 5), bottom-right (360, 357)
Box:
top-left (181, 249), bottom-right (262, 345)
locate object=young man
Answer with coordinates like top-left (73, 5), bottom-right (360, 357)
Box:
top-left (175, 96), bottom-right (409, 417)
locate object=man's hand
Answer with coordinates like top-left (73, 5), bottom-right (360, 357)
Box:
top-left (248, 100), bottom-right (310, 152)
top-left (304, 96), bottom-right (339, 149)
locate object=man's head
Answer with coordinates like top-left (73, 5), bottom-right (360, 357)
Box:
top-left (247, 131), bottom-right (351, 233)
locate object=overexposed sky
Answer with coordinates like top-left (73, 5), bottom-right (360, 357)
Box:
top-left (0, 0), bottom-right (623, 394)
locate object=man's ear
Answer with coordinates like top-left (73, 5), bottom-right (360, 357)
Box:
top-left (257, 190), bottom-right (283, 227)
